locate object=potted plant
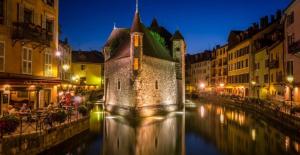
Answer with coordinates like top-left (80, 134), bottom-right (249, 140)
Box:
top-left (78, 105), bottom-right (88, 116)
top-left (0, 115), bottom-right (20, 134)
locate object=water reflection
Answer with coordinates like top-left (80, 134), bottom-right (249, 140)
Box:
top-left (102, 113), bottom-right (185, 155)
top-left (186, 102), bottom-right (300, 155)
top-left (43, 102), bottom-right (300, 155)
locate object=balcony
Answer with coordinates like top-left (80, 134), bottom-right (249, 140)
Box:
top-left (269, 60), bottom-right (279, 69)
top-left (12, 22), bottom-right (53, 46)
top-left (288, 40), bottom-right (300, 54)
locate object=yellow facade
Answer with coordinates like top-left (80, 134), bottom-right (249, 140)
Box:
top-left (0, 0), bottom-right (59, 113)
top-left (227, 40), bottom-right (251, 97)
top-left (253, 48), bottom-right (269, 99)
top-left (71, 63), bottom-right (104, 89)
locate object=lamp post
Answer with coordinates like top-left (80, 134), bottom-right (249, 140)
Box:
top-left (287, 76), bottom-right (294, 111)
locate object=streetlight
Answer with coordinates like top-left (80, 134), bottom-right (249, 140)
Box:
top-left (287, 75), bottom-right (294, 111)
top-left (62, 64), bottom-right (70, 71)
top-left (55, 51), bottom-right (61, 57)
top-left (251, 81), bottom-right (258, 99)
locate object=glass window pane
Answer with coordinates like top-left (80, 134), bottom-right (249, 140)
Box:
top-left (23, 49), bottom-right (27, 60)
top-left (23, 61), bottom-right (27, 73)
top-left (28, 50), bottom-right (32, 61)
top-left (28, 62), bottom-right (32, 73)
top-left (0, 43), bottom-right (4, 56)
top-left (0, 57), bottom-right (4, 71)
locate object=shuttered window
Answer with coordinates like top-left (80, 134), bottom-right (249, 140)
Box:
top-left (44, 49), bottom-right (52, 76)
top-left (22, 47), bottom-right (32, 74)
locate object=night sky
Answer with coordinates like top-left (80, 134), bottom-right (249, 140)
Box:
top-left (59, 0), bottom-right (291, 54)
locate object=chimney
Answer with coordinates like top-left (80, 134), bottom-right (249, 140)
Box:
top-left (271, 15), bottom-right (275, 23)
top-left (276, 10), bottom-right (282, 20)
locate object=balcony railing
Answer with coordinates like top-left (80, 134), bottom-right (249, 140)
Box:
top-left (269, 60), bottom-right (279, 69)
top-left (12, 22), bottom-right (53, 46)
top-left (288, 40), bottom-right (300, 54)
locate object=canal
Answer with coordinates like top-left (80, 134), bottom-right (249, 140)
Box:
top-left (41, 100), bottom-right (300, 155)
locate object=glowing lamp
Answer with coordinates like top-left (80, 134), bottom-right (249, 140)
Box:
top-left (62, 64), bottom-right (70, 71)
top-left (200, 83), bottom-right (205, 89)
top-left (55, 51), bottom-right (61, 57)
top-left (251, 81), bottom-right (256, 85)
top-left (287, 76), bottom-right (294, 83)
top-left (220, 83), bottom-right (225, 87)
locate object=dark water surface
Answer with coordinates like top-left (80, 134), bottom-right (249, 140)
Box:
top-left (41, 101), bottom-right (300, 155)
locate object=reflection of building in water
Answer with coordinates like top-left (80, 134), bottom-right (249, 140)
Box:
top-left (103, 113), bottom-right (185, 155)
top-left (89, 108), bottom-right (104, 134)
top-left (187, 104), bottom-right (300, 155)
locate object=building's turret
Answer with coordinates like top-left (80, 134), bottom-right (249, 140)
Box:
top-left (130, 8), bottom-right (144, 76)
top-left (171, 30), bottom-right (186, 107)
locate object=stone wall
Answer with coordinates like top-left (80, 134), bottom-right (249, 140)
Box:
top-left (137, 56), bottom-right (177, 107)
top-left (104, 56), bottom-right (178, 116)
top-left (105, 58), bottom-right (134, 108)
top-left (0, 117), bottom-right (89, 155)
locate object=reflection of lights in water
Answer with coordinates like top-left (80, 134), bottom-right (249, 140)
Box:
top-left (251, 129), bottom-right (256, 141)
top-left (148, 116), bottom-right (164, 120)
top-left (294, 142), bottom-right (299, 152)
top-left (173, 111), bottom-right (185, 115)
top-left (200, 106), bottom-right (205, 118)
top-left (285, 136), bottom-right (290, 151)
top-left (105, 116), bottom-right (118, 119)
top-left (220, 113), bottom-right (224, 124)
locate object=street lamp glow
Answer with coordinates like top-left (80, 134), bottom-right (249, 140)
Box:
top-left (251, 81), bottom-right (256, 85)
top-left (55, 51), bottom-right (61, 57)
top-left (287, 76), bottom-right (294, 83)
top-left (63, 64), bottom-right (70, 71)
top-left (220, 83), bottom-right (225, 87)
top-left (200, 83), bottom-right (205, 89)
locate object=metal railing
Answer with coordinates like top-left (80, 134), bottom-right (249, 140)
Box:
top-left (0, 107), bottom-right (87, 140)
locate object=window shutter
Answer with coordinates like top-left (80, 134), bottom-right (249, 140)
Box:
top-left (18, 3), bottom-right (24, 22)
top-left (42, 15), bottom-right (46, 28)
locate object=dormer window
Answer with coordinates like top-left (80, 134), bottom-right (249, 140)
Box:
top-left (134, 35), bottom-right (139, 47)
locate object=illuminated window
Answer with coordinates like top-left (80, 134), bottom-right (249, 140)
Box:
top-left (134, 58), bottom-right (139, 70)
top-left (134, 35), bottom-right (139, 47)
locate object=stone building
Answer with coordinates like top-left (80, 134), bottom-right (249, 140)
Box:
top-left (0, 0), bottom-right (59, 113)
top-left (103, 5), bottom-right (185, 116)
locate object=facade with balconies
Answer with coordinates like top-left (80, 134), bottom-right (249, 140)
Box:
top-left (284, 0), bottom-right (300, 105)
top-left (0, 0), bottom-right (60, 114)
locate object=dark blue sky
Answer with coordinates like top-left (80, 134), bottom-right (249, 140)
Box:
top-left (59, 0), bottom-right (291, 54)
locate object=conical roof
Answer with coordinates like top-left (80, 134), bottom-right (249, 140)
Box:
top-left (130, 11), bottom-right (143, 33)
top-left (171, 30), bottom-right (184, 40)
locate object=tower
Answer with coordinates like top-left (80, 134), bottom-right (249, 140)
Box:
top-left (130, 2), bottom-right (143, 77)
top-left (171, 30), bottom-right (186, 107)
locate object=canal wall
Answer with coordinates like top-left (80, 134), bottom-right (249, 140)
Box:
top-left (0, 117), bottom-right (89, 155)
top-left (198, 96), bottom-right (300, 133)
